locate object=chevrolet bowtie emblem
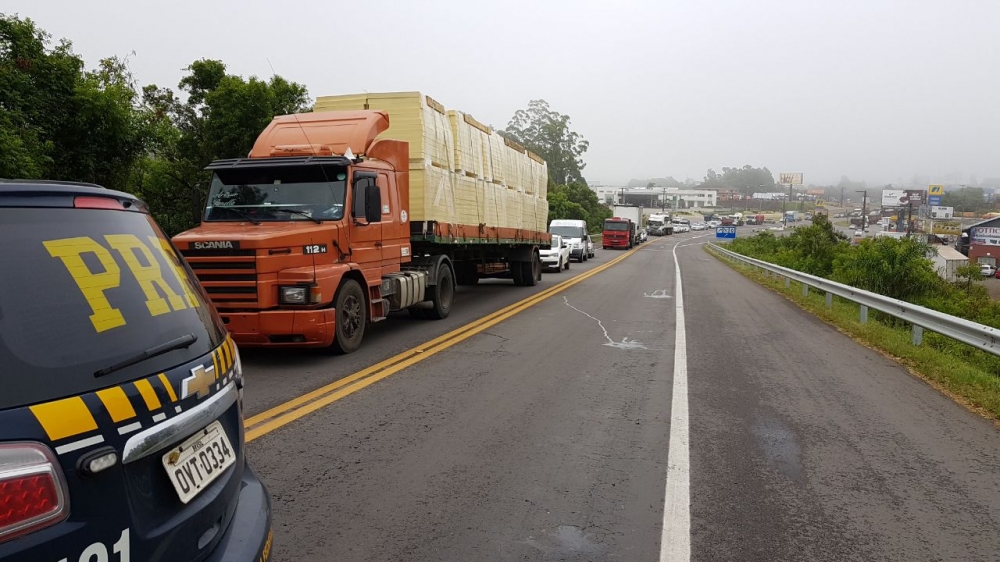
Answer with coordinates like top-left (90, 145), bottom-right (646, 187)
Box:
top-left (182, 364), bottom-right (215, 399)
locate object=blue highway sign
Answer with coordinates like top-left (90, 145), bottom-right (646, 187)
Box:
top-left (716, 226), bottom-right (737, 239)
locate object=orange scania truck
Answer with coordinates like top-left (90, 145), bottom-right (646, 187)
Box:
top-left (172, 110), bottom-right (549, 353)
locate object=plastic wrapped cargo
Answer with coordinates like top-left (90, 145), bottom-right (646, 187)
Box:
top-left (313, 92), bottom-right (454, 170)
top-left (314, 91), bottom-right (547, 232)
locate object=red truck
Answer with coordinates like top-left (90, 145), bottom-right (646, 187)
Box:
top-left (602, 217), bottom-right (634, 249)
top-left (745, 214), bottom-right (765, 225)
top-left (172, 110), bottom-right (549, 353)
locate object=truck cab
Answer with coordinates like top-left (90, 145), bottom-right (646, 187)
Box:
top-left (602, 218), bottom-right (633, 249)
top-left (173, 111), bottom-right (457, 353)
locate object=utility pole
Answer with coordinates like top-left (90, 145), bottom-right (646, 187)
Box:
top-left (857, 190), bottom-right (868, 232)
top-left (661, 187), bottom-right (666, 213)
top-left (840, 185), bottom-right (845, 207)
top-left (744, 186), bottom-right (750, 213)
top-left (906, 200), bottom-right (914, 237)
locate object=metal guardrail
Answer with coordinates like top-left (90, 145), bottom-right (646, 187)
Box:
top-left (708, 243), bottom-right (1000, 355)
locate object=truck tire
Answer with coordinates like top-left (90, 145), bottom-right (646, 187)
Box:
top-left (525, 252), bottom-right (540, 286)
top-left (512, 252), bottom-right (540, 287)
top-left (511, 261), bottom-right (526, 286)
top-left (426, 264), bottom-right (454, 319)
top-left (332, 278), bottom-right (366, 354)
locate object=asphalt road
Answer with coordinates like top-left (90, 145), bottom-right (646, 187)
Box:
top-left (242, 227), bottom-right (1000, 561)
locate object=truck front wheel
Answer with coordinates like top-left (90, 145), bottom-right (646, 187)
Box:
top-left (332, 279), bottom-right (366, 354)
top-left (427, 264), bottom-right (454, 319)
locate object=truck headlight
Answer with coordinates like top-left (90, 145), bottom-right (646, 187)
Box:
top-left (279, 286), bottom-right (309, 304)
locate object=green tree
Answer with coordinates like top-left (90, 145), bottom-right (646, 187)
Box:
top-left (503, 99), bottom-right (589, 185)
top-left (546, 181), bottom-right (611, 233)
top-left (0, 15), bottom-right (159, 191)
top-left (831, 237), bottom-right (941, 301)
top-left (942, 187), bottom-right (986, 214)
top-left (954, 263), bottom-right (982, 294)
top-left (140, 59), bottom-right (310, 234)
top-left (700, 165), bottom-right (776, 191)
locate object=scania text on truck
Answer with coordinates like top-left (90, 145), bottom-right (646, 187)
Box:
top-left (173, 100), bottom-right (550, 353)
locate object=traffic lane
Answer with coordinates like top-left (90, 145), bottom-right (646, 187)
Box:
top-left (679, 244), bottom-right (1000, 561)
top-left (238, 247), bottom-right (613, 418)
top-left (248, 236), bottom-right (679, 561)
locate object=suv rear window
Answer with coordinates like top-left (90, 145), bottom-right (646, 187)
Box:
top-left (0, 207), bottom-right (225, 409)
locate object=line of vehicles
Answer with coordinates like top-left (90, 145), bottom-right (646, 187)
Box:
top-left (1, 97), bottom-right (758, 560)
top-left (0, 103), bottom-right (566, 561)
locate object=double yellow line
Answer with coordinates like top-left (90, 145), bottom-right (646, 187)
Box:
top-left (244, 242), bottom-right (650, 442)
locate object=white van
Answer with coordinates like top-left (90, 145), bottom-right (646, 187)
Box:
top-left (549, 219), bottom-right (591, 262)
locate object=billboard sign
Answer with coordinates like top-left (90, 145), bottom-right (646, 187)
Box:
top-left (881, 189), bottom-right (907, 207)
top-left (928, 184), bottom-right (944, 206)
top-left (779, 173), bottom-right (803, 185)
top-left (932, 221), bottom-right (962, 235)
top-left (904, 189), bottom-right (924, 204)
top-left (970, 226), bottom-right (1000, 246)
top-left (930, 206), bottom-right (953, 219)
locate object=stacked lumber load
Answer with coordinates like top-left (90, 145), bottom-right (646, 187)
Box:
top-left (313, 91), bottom-right (548, 233)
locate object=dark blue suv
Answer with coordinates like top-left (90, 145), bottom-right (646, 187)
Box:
top-left (0, 181), bottom-right (272, 561)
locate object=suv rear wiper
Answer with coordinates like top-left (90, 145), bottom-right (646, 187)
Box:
top-left (95, 333), bottom-right (198, 378)
top-left (226, 207), bottom-right (261, 225)
top-left (271, 208), bottom-right (322, 224)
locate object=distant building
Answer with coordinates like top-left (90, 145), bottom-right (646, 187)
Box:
top-left (958, 216), bottom-right (1000, 266)
top-left (595, 187), bottom-right (717, 209)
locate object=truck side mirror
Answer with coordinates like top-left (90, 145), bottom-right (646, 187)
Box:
top-left (352, 172), bottom-right (379, 223)
top-left (365, 184), bottom-right (381, 223)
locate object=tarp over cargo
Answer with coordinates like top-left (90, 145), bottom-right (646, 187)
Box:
top-left (314, 92), bottom-right (547, 234)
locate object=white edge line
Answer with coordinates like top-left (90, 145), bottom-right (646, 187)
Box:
top-left (117, 422), bottom-right (143, 435)
top-left (660, 240), bottom-right (691, 562)
top-left (152, 413), bottom-right (167, 423)
top-left (55, 435), bottom-right (105, 455)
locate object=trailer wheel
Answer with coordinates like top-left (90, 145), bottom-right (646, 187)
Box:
top-left (512, 252), bottom-right (540, 287)
top-left (511, 261), bottom-right (526, 286)
top-left (332, 279), bottom-right (366, 354)
top-left (426, 264), bottom-right (454, 319)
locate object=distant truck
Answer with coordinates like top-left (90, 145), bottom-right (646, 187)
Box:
top-left (745, 213), bottom-right (765, 225)
top-left (603, 217), bottom-right (635, 249)
top-left (784, 211), bottom-right (797, 223)
top-left (646, 213), bottom-right (673, 236)
top-left (613, 205), bottom-right (643, 245)
top-left (173, 101), bottom-right (550, 353)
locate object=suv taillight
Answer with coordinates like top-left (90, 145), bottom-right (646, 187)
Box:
top-left (0, 443), bottom-right (69, 543)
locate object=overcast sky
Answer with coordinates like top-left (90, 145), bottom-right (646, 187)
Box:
top-left (8, 0), bottom-right (999, 187)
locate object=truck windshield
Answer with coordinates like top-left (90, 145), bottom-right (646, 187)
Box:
top-left (550, 226), bottom-right (586, 239)
top-left (604, 221), bottom-right (629, 231)
top-left (204, 165), bottom-right (348, 222)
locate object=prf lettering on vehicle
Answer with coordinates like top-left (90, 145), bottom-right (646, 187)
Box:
top-left (43, 235), bottom-right (201, 332)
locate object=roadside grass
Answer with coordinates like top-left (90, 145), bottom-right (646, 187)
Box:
top-left (708, 246), bottom-right (1000, 422)
top-left (834, 220), bottom-right (850, 227)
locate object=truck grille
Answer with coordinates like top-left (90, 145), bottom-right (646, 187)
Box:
top-left (179, 249), bottom-right (257, 307)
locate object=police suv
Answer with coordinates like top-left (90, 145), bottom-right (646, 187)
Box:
top-left (0, 181), bottom-right (272, 561)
